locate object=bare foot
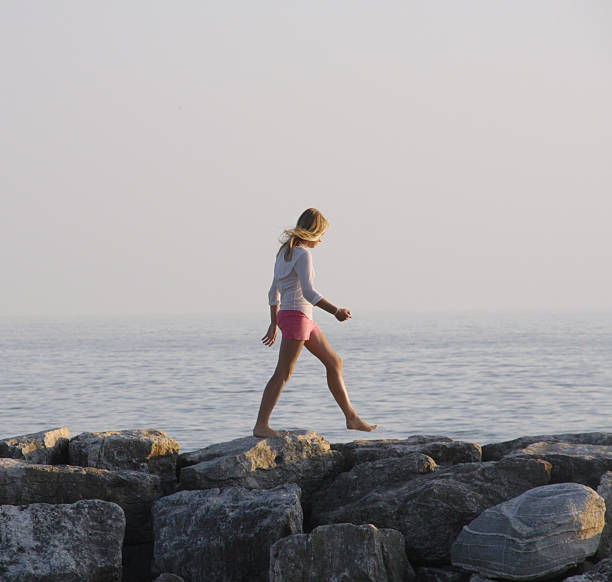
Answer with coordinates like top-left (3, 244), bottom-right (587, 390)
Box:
top-left (252, 425), bottom-right (289, 438)
top-left (346, 416), bottom-right (378, 432)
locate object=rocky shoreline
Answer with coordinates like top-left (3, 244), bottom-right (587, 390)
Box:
top-left (1, 427), bottom-right (612, 581)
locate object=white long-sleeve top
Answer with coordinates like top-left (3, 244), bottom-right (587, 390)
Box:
top-left (268, 246), bottom-right (323, 320)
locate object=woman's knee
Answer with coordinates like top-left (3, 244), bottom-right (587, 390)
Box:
top-left (273, 366), bottom-right (294, 384)
top-left (326, 354), bottom-right (342, 372)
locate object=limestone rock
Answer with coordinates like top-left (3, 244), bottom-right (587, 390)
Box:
top-left (312, 456), bottom-right (551, 564)
top-left (332, 435), bottom-right (481, 469)
top-left (69, 428), bottom-right (179, 493)
top-left (178, 430), bottom-right (343, 508)
top-left (482, 432), bottom-right (612, 461)
top-left (0, 499), bottom-right (124, 581)
top-left (451, 483), bottom-right (605, 580)
top-left (416, 567), bottom-right (469, 582)
top-left (270, 523), bottom-right (415, 582)
top-left (597, 472), bottom-right (612, 558)
top-left (563, 559), bottom-right (612, 582)
top-left (153, 483), bottom-right (303, 582)
top-left (312, 453), bottom-right (437, 516)
top-left (0, 426), bottom-right (69, 464)
top-left (0, 457), bottom-right (162, 543)
top-left (509, 441), bottom-right (612, 488)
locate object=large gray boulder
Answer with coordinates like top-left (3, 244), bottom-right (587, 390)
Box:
top-left (482, 432), bottom-right (612, 461)
top-left (0, 426), bottom-right (69, 464)
top-left (69, 428), bottom-right (179, 493)
top-left (563, 559), bottom-right (612, 582)
top-left (311, 453), bottom-right (437, 515)
top-left (597, 471), bottom-right (612, 558)
top-left (270, 523), bottom-right (415, 582)
top-left (0, 457), bottom-right (162, 543)
top-left (332, 435), bottom-right (482, 468)
top-left (451, 483), bottom-right (605, 580)
top-left (152, 483), bottom-right (303, 582)
top-left (0, 499), bottom-right (124, 581)
top-left (312, 456), bottom-right (551, 564)
top-left (178, 430), bottom-right (343, 508)
top-left (509, 441), bottom-right (612, 488)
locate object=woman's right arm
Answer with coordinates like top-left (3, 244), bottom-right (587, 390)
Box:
top-left (263, 278), bottom-right (280, 346)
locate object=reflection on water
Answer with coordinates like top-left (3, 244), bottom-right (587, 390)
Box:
top-left (1, 311), bottom-right (611, 452)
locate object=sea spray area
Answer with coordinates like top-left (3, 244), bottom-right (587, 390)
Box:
top-left (1, 426), bottom-right (612, 581)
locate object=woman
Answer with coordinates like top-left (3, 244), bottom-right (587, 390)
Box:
top-left (253, 208), bottom-right (378, 438)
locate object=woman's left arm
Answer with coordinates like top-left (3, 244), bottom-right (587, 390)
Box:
top-left (295, 252), bottom-right (351, 321)
top-left (294, 252), bottom-right (323, 305)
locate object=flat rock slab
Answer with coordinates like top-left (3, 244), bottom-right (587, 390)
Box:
top-left (332, 435), bottom-right (482, 468)
top-left (564, 559), bottom-right (612, 582)
top-left (270, 523), bottom-right (415, 582)
top-left (597, 471), bottom-right (612, 559)
top-left (482, 432), bottom-right (612, 461)
top-left (70, 428), bottom-right (179, 493)
top-left (0, 499), bottom-right (124, 582)
top-left (312, 456), bottom-right (551, 564)
top-left (0, 457), bottom-right (162, 544)
top-left (509, 441), bottom-right (612, 488)
top-left (0, 426), bottom-right (69, 464)
top-left (153, 484), bottom-right (303, 582)
top-left (178, 430), bottom-right (343, 508)
top-left (451, 483), bottom-right (605, 581)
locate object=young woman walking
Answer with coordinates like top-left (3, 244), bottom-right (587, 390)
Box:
top-left (253, 208), bottom-right (378, 438)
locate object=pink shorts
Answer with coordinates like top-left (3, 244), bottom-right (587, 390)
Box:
top-left (277, 310), bottom-right (321, 341)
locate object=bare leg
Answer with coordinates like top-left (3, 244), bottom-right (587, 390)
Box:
top-left (305, 331), bottom-right (377, 432)
top-left (253, 337), bottom-right (305, 438)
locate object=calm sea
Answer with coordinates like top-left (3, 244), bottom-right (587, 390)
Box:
top-left (1, 312), bottom-right (611, 454)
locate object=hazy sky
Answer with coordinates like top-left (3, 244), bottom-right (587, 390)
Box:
top-left (2, 1), bottom-right (611, 315)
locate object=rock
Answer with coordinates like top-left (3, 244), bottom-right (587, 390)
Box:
top-left (415, 567), bottom-right (469, 582)
top-left (0, 499), bottom-right (124, 581)
top-left (564, 559), bottom-right (612, 582)
top-left (332, 435), bottom-right (482, 468)
top-left (482, 432), bottom-right (612, 461)
top-left (312, 456), bottom-right (551, 565)
top-left (451, 483), bottom-right (605, 580)
top-left (270, 523), bottom-right (415, 582)
top-left (597, 472), bottom-right (612, 558)
top-left (154, 575), bottom-right (185, 582)
top-left (312, 453), bottom-right (437, 515)
top-left (178, 430), bottom-right (343, 510)
top-left (152, 483), bottom-right (302, 582)
top-left (69, 428), bottom-right (179, 493)
top-left (0, 426), bottom-right (69, 464)
top-left (0, 457), bottom-right (162, 544)
top-left (508, 441), bottom-right (612, 488)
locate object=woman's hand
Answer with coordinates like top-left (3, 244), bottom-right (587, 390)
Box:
top-left (261, 324), bottom-right (278, 346)
top-left (335, 308), bottom-right (352, 322)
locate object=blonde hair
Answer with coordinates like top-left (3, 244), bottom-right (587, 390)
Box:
top-left (278, 208), bottom-right (329, 261)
